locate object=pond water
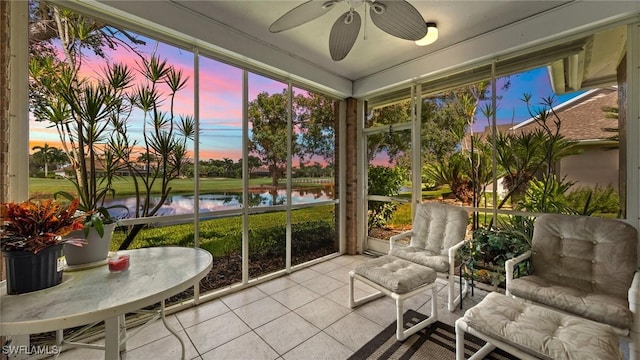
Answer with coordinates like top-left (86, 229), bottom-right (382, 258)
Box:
top-left (104, 188), bottom-right (334, 218)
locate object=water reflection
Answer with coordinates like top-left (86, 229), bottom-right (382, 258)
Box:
top-left (104, 187), bottom-right (333, 218)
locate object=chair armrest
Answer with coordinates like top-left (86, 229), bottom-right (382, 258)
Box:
top-left (448, 239), bottom-right (468, 262)
top-left (505, 250), bottom-right (532, 296)
top-left (389, 231), bottom-right (413, 250)
top-left (629, 270), bottom-right (640, 334)
top-left (448, 239), bottom-right (469, 276)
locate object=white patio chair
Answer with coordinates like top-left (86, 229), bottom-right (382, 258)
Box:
top-left (506, 213), bottom-right (640, 360)
top-left (389, 202), bottom-right (470, 312)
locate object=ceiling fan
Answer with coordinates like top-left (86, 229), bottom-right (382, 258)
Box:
top-left (269, 0), bottom-right (427, 61)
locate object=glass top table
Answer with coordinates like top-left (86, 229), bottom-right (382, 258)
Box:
top-left (1, 246), bottom-right (213, 359)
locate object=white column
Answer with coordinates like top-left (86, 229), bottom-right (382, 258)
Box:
top-left (356, 99), bottom-right (366, 254)
top-left (628, 23), bottom-right (640, 250)
top-left (285, 82), bottom-right (292, 270)
top-left (7, 0), bottom-right (28, 202)
top-left (242, 70), bottom-right (249, 284)
top-left (338, 99), bottom-right (347, 254)
top-left (412, 84), bottom-right (422, 210)
top-left (192, 48), bottom-right (201, 302)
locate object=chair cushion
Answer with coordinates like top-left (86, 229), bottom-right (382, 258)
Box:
top-left (530, 214), bottom-right (637, 300)
top-left (409, 203), bottom-right (469, 256)
top-left (389, 247), bottom-right (449, 273)
top-left (354, 255), bottom-right (437, 294)
top-left (463, 292), bottom-right (622, 360)
top-left (508, 275), bottom-right (632, 329)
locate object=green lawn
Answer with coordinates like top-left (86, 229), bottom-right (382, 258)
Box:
top-left (29, 177), bottom-right (328, 199)
top-left (111, 205), bottom-right (336, 256)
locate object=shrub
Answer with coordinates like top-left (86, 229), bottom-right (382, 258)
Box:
top-left (518, 175), bottom-right (620, 217)
top-left (567, 184), bottom-right (619, 216)
top-left (197, 220), bottom-right (335, 262)
top-left (291, 221), bottom-right (335, 255)
top-left (457, 226), bottom-right (531, 287)
top-left (368, 166), bottom-right (406, 230)
top-left (247, 221), bottom-right (335, 256)
top-left (517, 174), bottom-right (575, 214)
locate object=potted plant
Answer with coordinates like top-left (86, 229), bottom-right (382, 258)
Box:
top-left (55, 191), bottom-right (123, 266)
top-left (1, 198), bottom-right (86, 294)
top-left (457, 226), bottom-right (531, 289)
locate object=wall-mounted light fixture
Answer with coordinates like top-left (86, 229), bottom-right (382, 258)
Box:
top-left (415, 22), bottom-right (438, 46)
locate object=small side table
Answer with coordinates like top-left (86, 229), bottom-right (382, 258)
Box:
top-left (1, 247), bottom-right (212, 360)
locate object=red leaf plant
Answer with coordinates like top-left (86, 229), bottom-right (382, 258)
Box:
top-left (1, 199), bottom-right (87, 254)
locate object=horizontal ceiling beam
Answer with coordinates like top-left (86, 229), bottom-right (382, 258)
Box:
top-left (353, 1), bottom-right (640, 99)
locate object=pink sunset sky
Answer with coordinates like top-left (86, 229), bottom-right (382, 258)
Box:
top-left (29, 36), bottom-right (294, 163)
top-left (29, 32), bottom-right (580, 166)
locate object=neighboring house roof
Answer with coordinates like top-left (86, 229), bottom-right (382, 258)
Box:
top-left (510, 87), bottom-right (618, 142)
top-left (253, 166), bottom-right (271, 175)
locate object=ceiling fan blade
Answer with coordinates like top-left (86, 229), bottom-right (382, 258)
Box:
top-left (370, 0), bottom-right (427, 41)
top-left (269, 1), bottom-right (338, 33)
top-left (329, 11), bottom-right (361, 61)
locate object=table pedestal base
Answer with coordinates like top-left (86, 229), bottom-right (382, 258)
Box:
top-left (58, 300), bottom-right (185, 360)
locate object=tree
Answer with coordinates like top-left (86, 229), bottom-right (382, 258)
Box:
top-left (366, 102), bottom-right (412, 163)
top-left (425, 152), bottom-right (474, 203)
top-left (28, 1), bottom-right (144, 217)
top-left (222, 158), bottom-right (235, 178)
top-left (420, 99), bottom-right (467, 164)
top-left (28, 4), bottom-right (194, 249)
top-left (295, 93), bottom-right (336, 161)
top-left (28, 2), bottom-right (144, 58)
top-left (110, 56), bottom-right (195, 250)
top-left (366, 84), bottom-right (488, 186)
top-left (31, 143), bottom-right (66, 177)
top-left (246, 155), bottom-right (262, 178)
top-left (493, 95), bottom-right (580, 211)
top-left (31, 59), bottom-right (132, 220)
top-left (248, 91), bottom-right (335, 187)
top-left (249, 91), bottom-right (297, 187)
top-left (367, 166), bottom-right (407, 230)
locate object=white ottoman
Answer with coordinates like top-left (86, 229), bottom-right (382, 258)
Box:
top-left (349, 255), bottom-right (438, 340)
top-left (455, 292), bottom-right (622, 360)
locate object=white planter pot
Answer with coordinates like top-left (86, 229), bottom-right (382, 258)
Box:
top-left (64, 223), bottom-right (116, 266)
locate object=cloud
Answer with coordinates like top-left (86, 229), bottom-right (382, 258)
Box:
top-left (198, 148), bottom-right (242, 162)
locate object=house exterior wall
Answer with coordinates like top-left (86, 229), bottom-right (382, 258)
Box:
top-left (560, 147), bottom-right (619, 190)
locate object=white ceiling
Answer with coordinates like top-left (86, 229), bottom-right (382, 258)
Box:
top-left (76, 1), bottom-right (640, 97)
top-left (173, 0), bottom-right (570, 80)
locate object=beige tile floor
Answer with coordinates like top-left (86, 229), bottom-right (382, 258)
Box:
top-left (48, 255), bottom-right (489, 360)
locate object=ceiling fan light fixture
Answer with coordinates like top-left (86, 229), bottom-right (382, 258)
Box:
top-left (415, 22), bottom-right (438, 46)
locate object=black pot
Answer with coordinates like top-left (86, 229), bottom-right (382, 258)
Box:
top-left (3, 244), bottom-right (64, 295)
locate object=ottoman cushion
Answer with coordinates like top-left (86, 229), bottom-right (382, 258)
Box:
top-left (463, 292), bottom-right (621, 360)
top-left (354, 255), bottom-right (437, 294)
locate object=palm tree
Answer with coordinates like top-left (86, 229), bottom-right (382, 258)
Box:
top-left (31, 143), bottom-right (58, 177)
